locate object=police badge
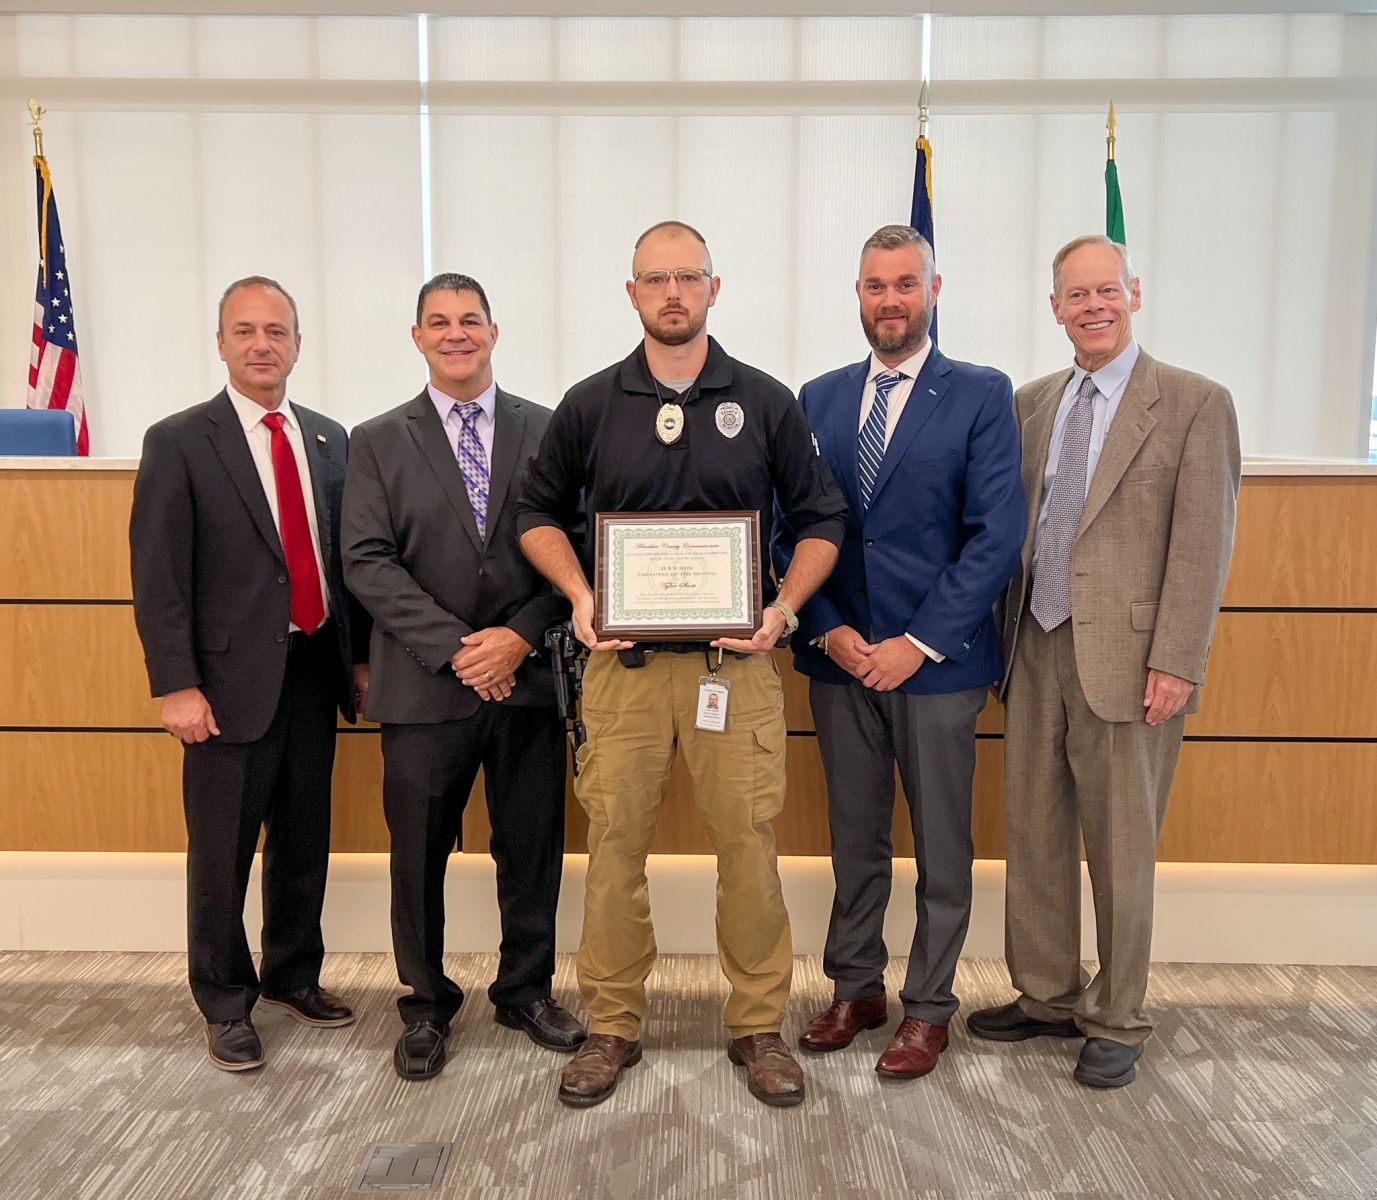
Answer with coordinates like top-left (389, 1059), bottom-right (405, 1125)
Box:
top-left (714, 401), bottom-right (744, 439)
top-left (655, 402), bottom-right (684, 445)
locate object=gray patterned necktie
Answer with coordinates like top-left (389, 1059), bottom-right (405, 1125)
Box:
top-left (1030, 372), bottom-right (1099, 632)
top-left (858, 370), bottom-right (904, 509)
top-left (452, 401), bottom-right (489, 539)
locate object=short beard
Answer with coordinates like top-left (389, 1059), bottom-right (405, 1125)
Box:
top-left (861, 305), bottom-right (931, 357)
top-left (642, 306), bottom-right (707, 347)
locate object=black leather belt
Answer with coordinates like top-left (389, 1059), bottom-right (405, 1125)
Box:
top-left (617, 642), bottom-right (749, 668)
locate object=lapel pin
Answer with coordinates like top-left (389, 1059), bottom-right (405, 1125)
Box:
top-left (928, 388), bottom-right (938, 396)
top-left (316, 433), bottom-right (327, 443)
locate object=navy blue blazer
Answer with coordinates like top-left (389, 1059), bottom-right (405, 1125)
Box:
top-left (773, 348), bottom-right (1025, 695)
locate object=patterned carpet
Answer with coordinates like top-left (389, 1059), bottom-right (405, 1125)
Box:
top-left (0, 952), bottom-right (1374, 1199)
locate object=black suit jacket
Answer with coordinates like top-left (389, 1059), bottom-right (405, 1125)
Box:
top-left (342, 387), bottom-right (568, 723)
top-left (129, 390), bottom-right (367, 743)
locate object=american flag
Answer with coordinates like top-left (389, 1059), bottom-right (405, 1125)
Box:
top-left (28, 155), bottom-right (87, 455)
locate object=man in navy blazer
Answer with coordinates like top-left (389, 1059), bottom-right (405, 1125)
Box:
top-left (774, 225), bottom-right (1024, 1079)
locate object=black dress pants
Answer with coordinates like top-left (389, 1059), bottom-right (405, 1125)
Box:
top-left (382, 704), bottom-right (566, 1025)
top-left (182, 628), bottom-right (340, 1023)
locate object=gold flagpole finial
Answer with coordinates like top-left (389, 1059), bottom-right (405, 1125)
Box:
top-left (918, 79), bottom-right (930, 140)
top-left (1106, 99), bottom-right (1117, 162)
top-left (27, 98), bottom-right (46, 159)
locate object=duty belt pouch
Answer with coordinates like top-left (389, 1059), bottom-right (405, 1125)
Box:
top-left (617, 647), bottom-right (647, 669)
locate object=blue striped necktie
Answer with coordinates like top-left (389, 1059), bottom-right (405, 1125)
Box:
top-left (452, 401), bottom-right (490, 539)
top-left (858, 370), bottom-right (904, 509)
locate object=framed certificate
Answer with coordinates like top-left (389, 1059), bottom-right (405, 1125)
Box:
top-left (593, 510), bottom-right (762, 641)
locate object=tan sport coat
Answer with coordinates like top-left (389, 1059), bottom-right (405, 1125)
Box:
top-left (1001, 349), bottom-right (1241, 722)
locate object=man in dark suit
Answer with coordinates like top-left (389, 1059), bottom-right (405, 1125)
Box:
top-left (130, 276), bottom-right (368, 1072)
top-left (342, 273), bottom-right (585, 1082)
top-left (775, 225), bottom-right (1025, 1079)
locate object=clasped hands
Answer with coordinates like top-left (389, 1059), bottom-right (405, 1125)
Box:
top-left (450, 626), bottom-right (532, 702)
top-left (824, 625), bottom-right (926, 691)
top-left (824, 624), bottom-right (1195, 722)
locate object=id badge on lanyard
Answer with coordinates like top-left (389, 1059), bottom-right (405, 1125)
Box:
top-left (695, 647), bottom-right (729, 732)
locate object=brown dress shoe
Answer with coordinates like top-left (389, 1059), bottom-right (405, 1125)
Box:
top-left (797, 994), bottom-right (888, 1052)
top-left (728, 1033), bottom-right (805, 1107)
top-left (875, 1017), bottom-right (948, 1079)
top-left (557, 1034), bottom-right (642, 1108)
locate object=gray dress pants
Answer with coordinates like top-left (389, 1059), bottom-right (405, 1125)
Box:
top-left (810, 677), bottom-right (987, 1025)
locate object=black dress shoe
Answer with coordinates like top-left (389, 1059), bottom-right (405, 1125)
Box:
top-left (207, 1019), bottom-right (265, 1072)
top-left (260, 986), bottom-right (356, 1028)
top-left (495, 998), bottom-right (588, 1051)
top-left (966, 1000), bottom-right (1082, 1042)
top-left (394, 1020), bottom-right (450, 1081)
top-left (1074, 1037), bottom-right (1143, 1088)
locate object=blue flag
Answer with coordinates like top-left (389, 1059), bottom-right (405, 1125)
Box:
top-left (909, 134), bottom-right (936, 346)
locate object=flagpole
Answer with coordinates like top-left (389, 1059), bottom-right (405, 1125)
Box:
top-left (1104, 99), bottom-right (1126, 245)
top-left (910, 79), bottom-right (936, 345)
top-left (28, 98), bottom-right (45, 160)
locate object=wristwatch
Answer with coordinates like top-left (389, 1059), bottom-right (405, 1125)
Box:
top-left (767, 599), bottom-right (798, 641)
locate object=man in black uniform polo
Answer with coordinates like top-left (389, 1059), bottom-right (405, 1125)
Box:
top-left (516, 220), bottom-right (847, 1109)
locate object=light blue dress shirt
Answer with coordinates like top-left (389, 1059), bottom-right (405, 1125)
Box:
top-left (430, 379), bottom-right (496, 465)
top-left (1032, 341), bottom-right (1140, 573)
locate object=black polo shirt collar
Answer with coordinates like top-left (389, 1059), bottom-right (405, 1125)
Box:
top-left (616, 335), bottom-right (736, 400)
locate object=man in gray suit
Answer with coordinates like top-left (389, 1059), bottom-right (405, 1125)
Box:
top-left (968, 235), bottom-right (1241, 1088)
top-left (343, 273), bottom-right (586, 1081)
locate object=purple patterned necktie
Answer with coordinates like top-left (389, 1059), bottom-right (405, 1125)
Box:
top-left (452, 401), bottom-right (489, 539)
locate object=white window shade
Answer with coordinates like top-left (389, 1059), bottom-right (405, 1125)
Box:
top-left (3, 14), bottom-right (422, 455)
top-left (3, 11), bottom-right (1375, 462)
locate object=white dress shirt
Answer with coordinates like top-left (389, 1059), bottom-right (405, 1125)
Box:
top-left (857, 342), bottom-right (944, 664)
top-left (1033, 340), bottom-right (1140, 575)
top-left (226, 385), bottom-right (331, 631)
top-left (430, 379), bottom-right (496, 465)
top-left (858, 343), bottom-right (932, 451)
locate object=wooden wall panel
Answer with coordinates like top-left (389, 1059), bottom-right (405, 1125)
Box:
top-left (1161, 743), bottom-right (1377, 864)
top-left (1192, 612), bottom-right (1377, 737)
top-left (0, 470), bottom-right (135, 599)
top-left (0, 732), bottom-right (186, 851)
top-left (1224, 477), bottom-right (1377, 608)
top-left (4, 469), bottom-right (1375, 864)
top-left (11, 733), bottom-right (1373, 864)
top-left (11, 471), bottom-right (1369, 610)
top-left (0, 604), bottom-right (159, 727)
top-left (9, 609), bottom-right (1370, 740)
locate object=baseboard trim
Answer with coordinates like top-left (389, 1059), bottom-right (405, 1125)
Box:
top-left (2, 853), bottom-right (1374, 964)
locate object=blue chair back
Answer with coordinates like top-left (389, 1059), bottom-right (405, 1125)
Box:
top-left (0, 409), bottom-right (78, 456)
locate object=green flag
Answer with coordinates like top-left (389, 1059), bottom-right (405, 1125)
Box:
top-left (1105, 158), bottom-right (1125, 244)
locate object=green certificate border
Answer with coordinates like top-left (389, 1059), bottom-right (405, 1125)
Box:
top-left (608, 525), bottom-right (747, 624)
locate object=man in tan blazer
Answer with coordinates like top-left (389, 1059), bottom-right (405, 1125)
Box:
top-left (967, 235), bottom-right (1240, 1088)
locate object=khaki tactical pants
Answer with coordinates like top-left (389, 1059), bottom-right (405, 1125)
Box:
top-left (574, 649), bottom-right (792, 1040)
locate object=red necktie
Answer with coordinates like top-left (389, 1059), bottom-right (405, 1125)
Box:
top-left (262, 411), bottom-right (325, 635)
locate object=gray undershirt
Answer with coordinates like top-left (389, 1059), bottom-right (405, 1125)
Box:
top-left (656, 377), bottom-right (696, 395)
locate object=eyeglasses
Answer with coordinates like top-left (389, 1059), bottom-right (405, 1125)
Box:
top-left (860, 278), bottom-right (926, 296)
top-left (632, 268), bottom-right (713, 290)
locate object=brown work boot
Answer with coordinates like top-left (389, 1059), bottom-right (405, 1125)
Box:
top-left (557, 1033), bottom-right (642, 1108)
top-left (727, 1033), bottom-right (805, 1107)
